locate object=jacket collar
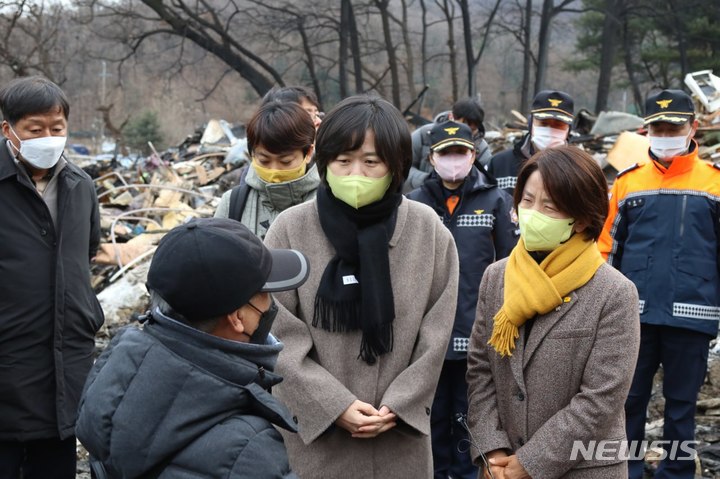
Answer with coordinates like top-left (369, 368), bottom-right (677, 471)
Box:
top-left (504, 288), bottom-right (580, 385)
top-left (648, 139), bottom-right (698, 176)
top-left (140, 311), bottom-right (298, 433)
top-left (143, 309), bottom-right (285, 388)
top-left (0, 138), bottom-right (18, 181)
top-left (245, 162), bottom-right (321, 211)
top-left (515, 132), bottom-right (534, 161)
top-left (419, 166), bottom-right (496, 218)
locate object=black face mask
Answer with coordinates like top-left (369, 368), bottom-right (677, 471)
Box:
top-left (248, 299), bottom-right (278, 344)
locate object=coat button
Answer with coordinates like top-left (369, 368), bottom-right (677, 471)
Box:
top-left (517, 392), bottom-right (525, 401)
top-left (425, 407), bottom-right (431, 415)
top-left (292, 416), bottom-right (298, 424)
top-left (40, 229), bottom-right (47, 236)
top-left (518, 438), bottom-right (525, 446)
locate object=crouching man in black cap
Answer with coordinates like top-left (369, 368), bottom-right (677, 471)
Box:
top-left (76, 218), bottom-right (309, 478)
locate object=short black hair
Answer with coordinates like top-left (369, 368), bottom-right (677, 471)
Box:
top-left (452, 98), bottom-right (485, 137)
top-left (314, 95), bottom-right (411, 193)
top-left (262, 86), bottom-right (320, 110)
top-left (247, 102), bottom-right (315, 157)
top-left (514, 146), bottom-right (609, 241)
top-left (0, 76), bottom-right (70, 124)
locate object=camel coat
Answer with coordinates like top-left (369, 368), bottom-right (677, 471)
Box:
top-left (264, 197), bottom-right (459, 479)
top-left (467, 259), bottom-right (640, 479)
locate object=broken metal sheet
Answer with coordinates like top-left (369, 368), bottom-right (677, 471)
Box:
top-left (589, 111), bottom-right (644, 137)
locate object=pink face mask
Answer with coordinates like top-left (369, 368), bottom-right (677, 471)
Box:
top-left (433, 151), bottom-right (474, 182)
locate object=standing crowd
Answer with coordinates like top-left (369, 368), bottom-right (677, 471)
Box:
top-left (0, 75), bottom-right (718, 479)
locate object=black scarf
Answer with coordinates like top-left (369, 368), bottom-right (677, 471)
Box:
top-left (314, 184), bottom-right (401, 364)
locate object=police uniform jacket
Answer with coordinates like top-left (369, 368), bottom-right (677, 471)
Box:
top-left (598, 141), bottom-right (720, 337)
top-left (486, 133), bottom-right (533, 195)
top-left (408, 166), bottom-right (518, 360)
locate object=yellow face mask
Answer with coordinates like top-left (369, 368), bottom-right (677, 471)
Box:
top-left (251, 156), bottom-right (308, 183)
top-left (326, 169), bottom-right (392, 209)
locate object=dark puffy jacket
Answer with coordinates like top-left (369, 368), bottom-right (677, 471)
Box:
top-left (486, 133), bottom-right (533, 196)
top-left (408, 167), bottom-right (518, 360)
top-left (0, 139), bottom-right (103, 441)
top-left (76, 311), bottom-right (298, 479)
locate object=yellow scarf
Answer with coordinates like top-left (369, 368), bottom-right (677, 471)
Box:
top-left (488, 233), bottom-right (604, 357)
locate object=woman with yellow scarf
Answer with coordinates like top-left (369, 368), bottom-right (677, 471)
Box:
top-left (466, 146), bottom-right (641, 479)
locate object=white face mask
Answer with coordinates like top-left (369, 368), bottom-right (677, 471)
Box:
top-left (531, 126), bottom-right (567, 151)
top-left (8, 125), bottom-right (66, 169)
top-left (648, 134), bottom-right (690, 160)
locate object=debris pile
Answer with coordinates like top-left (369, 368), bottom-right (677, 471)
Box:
top-left (87, 119), bottom-right (249, 349)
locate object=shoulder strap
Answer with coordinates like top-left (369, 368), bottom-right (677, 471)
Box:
top-left (228, 166), bottom-right (251, 222)
top-left (616, 162), bottom-right (641, 179)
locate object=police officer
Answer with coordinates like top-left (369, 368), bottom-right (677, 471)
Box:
top-left (487, 90), bottom-right (574, 195)
top-left (599, 89), bottom-right (720, 479)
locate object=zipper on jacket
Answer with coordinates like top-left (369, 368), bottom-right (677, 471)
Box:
top-left (679, 195), bottom-right (687, 239)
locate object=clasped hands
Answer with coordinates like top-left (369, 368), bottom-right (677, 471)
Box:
top-left (484, 450), bottom-right (531, 479)
top-left (335, 399), bottom-right (397, 438)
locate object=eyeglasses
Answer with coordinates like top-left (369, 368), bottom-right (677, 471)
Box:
top-left (247, 301), bottom-right (267, 315)
top-left (455, 413), bottom-right (494, 479)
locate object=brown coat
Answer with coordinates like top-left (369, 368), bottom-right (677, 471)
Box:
top-left (466, 258), bottom-right (640, 479)
top-left (264, 197), bottom-right (459, 479)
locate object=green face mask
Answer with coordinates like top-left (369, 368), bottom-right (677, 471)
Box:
top-left (518, 207), bottom-right (575, 252)
top-left (326, 169), bottom-right (392, 209)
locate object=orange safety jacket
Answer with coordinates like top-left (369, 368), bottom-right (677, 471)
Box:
top-left (598, 142), bottom-right (720, 336)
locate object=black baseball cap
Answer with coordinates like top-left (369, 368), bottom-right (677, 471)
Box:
top-left (644, 89), bottom-right (695, 125)
top-left (530, 90), bottom-right (574, 125)
top-left (147, 218), bottom-right (309, 319)
top-left (429, 120), bottom-right (475, 151)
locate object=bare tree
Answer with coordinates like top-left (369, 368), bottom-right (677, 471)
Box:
top-left (248, 1), bottom-right (327, 106)
top-left (388, 0), bottom-right (417, 99)
top-left (520, 0), bottom-right (533, 111)
top-left (373, 0), bottom-right (402, 106)
top-left (81, 0), bottom-right (288, 97)
top-left (0, 0), bottom-right (68, 82)
top-left (621, 17), bottom-right (644, 112)
top-left (456, 0), bottom-right (502, 97)
top-left (594, 0), bottom-right (624, 112)
top-left (535, 0), bottom-right (581, 92)
top-left (435, 0), bottom-right (459, 102)
top-left (96, 103), bottom-right (129, 155)
top-left (496, 0), bottom-right (536, 112)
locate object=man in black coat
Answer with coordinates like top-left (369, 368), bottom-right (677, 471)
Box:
top-left (0, 76), bottom-right (104, 478)
top-left (76, 218), bottom-right (310, 478)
